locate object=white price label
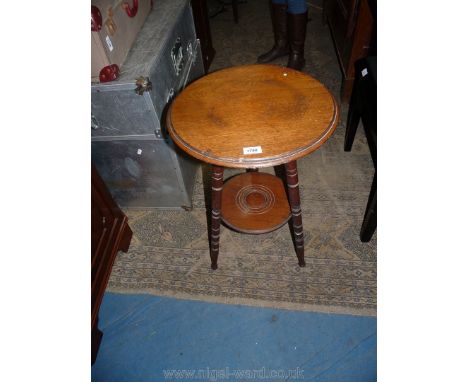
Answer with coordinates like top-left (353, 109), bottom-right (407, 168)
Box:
top-left (105, 35), bottom-right (114, 52)
top-left (243, 146), bottom-right (262, 155)
top-left (361, 68), bottom-right (368, 77)
top-left (137, 149), bottom-right (142, 155)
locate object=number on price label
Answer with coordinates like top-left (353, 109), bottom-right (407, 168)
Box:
top-left (243, 146), bottom-right (263, 155)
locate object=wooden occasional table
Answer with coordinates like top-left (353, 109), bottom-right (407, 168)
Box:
top-left (167, 65), bottom-right (339, 269)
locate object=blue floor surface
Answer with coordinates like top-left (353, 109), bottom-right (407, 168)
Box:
top-left (92, 293), bottom-right (376, 381)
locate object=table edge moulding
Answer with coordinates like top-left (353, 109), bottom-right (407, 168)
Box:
top-left (167, 64), bottom-right (340, 168)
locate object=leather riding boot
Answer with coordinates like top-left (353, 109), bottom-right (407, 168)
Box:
top-left (257, 2), bottom-right (289, 63)
top-left (287, 11), bottom-right (308, 71)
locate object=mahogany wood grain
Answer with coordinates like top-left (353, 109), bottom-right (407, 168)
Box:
top-left (210, 165), bottom-right (224, 270)
top-left (285, 161), bottom-right (305, 267)
top-left (221, 172), bottom-right (291, 234)
top-left (167, 64), bottom-right (339, 168)
top-left (91, 164), bottom-right (132, 363)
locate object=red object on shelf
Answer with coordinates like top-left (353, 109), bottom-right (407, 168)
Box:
top-left (99, 64), bottom-right (120, 82)
top-left (91, 5), bottom-right (102, 31)
top-left (122, 0), bottom-right (139, 17)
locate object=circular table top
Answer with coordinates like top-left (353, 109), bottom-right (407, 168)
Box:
top-left (167, 64), bottom-right (339, 168)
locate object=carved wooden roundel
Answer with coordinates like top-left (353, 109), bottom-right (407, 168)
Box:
top-left (221, 172), bottom-right (291, 234)
top-left (236, 184), bottom-right (275, 215)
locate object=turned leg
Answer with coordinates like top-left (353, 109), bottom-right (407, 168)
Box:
top-left (210, 165), bottom-right (224, 270)
top-left (285, 161), bottom-right (305, 267)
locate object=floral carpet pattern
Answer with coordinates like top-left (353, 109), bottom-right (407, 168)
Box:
top-left (107, 0), bottom-right (376, 316)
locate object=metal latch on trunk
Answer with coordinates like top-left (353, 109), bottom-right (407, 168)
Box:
top-left (171, 37), bottom-right (184, 76)
top-left (134, 76), bottom-right (152, 95)
top-left (91, 114), bottom-right (99, 130)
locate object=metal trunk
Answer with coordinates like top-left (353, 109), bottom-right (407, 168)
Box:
top-left (91, 0), bottom-right (204, 209)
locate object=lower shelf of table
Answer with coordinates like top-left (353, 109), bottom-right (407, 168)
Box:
top-left (221, 172), bottom-right (292, 234)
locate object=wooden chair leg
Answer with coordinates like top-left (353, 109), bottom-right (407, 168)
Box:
top-left (119, 222), bottom-right (133, 253)
top-left (285, 161), bottom-right (306, 267)
top-left (91, 318), bottom-right (103, 365)
top-left (210, 165), bottom-right (224, 269)
top-left (344, 80), bottom-right (361, 152)
top-left (360, 172), bottom-right (376, 242)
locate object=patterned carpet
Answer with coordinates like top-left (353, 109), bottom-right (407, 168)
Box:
top-left (107, 0), bottom-right (376, 316)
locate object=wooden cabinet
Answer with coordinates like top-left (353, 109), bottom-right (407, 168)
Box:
top-left (91, 163), bottom-right (132, 364)
top-left (191, 0), bottom-right (216, 72)
top-left (323, 0), bottom-right (375, 102)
